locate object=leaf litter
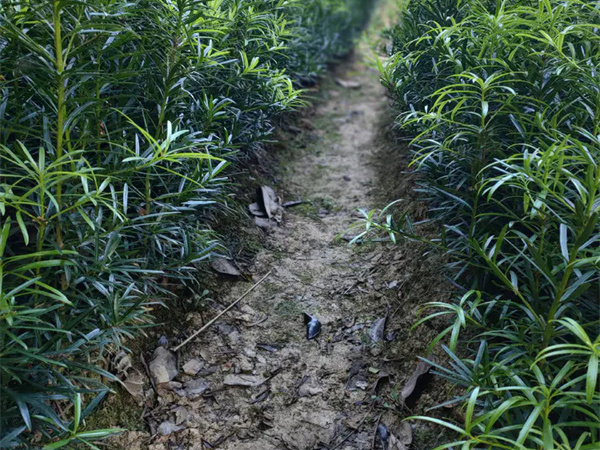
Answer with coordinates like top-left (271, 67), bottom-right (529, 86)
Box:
top-left (210, 257), bottom-right (242, 277)
top-left (110, 33), bottom-right (453, 450)
top-left (400, 359), bottom-right (434, 401)
top-left (249, 185), bottom-right (285, 230)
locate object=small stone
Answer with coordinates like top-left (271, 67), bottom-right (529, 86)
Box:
top-left (343, 175), bottom-right (351, 182)
top-left (182, 358), bottom-right (203, 376)
top-left (149, 347), bottom-right (177, 384)
top-left (174, 407), bottom-right (189, 426)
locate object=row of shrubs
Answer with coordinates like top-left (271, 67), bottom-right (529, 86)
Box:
top-left (0, 0), bottom-right (372, 447)
top-left (375, 0), bottom-right (599, 448)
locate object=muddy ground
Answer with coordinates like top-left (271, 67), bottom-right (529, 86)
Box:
top-left (100, 6), bottom-right (458, 450)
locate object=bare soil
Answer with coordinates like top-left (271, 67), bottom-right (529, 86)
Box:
top-left (108, 8), bottom-right (456, 450)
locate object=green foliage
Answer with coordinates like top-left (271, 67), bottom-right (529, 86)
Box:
top-left (0, 0), bottom-right (372, 446)
top-left (365, 0), bottom-right (600, 447)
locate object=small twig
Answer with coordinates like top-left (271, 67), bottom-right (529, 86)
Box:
top-left (330, 403), bottom-right (375, 450)
top-left (205, 433), bottom-right (232, 448)
top-left (371, 413), bottom-right (382, 450)
top-left (172, 270), bottom-right (272, 352)
top-left (248, 389), bottom-right (270, 404)
top-left (283, 200), bottom-right (305, 208)
top-left (246, 314), bottom-right (268, 327)
top-left (262, 367), bottom-right (284, 384)
top-left (286, 374), bottom-right (309, 406)
top-left (140, 352), bottom-right (159, 398)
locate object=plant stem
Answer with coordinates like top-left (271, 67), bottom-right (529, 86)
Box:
top-left (53, 0), bottom-right (65, 249)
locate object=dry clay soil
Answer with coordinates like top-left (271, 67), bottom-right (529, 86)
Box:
top-left (115, 17), bottom-right (454, 450)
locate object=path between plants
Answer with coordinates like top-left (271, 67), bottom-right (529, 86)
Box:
top-left (117, 11), bottom-right (451, 450)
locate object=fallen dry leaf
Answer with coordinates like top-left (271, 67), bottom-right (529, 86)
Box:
top-left (210, 257), bottom-right (241, 277)
top-left (122, 371), bottom-right (145, 402)
top-left (370, 316), bottom-right (387, 343)
top-left (259, 186), bottom-right (278, 219)
top-left (400, 359), bottom-right (433, 400)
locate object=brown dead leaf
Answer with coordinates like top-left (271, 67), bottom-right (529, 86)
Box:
top-left (210, 257), bottom-right (241, 276)
top-left (260, 186), bottom-right (278, 219)
top-left (400, 359), bottom-right (433, 400)
top-left (122, 371), bottom-right (145, 402)
top-left (370, 316), bottom-right (387, 343)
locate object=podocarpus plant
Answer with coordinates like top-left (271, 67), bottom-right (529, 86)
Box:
top-left (0, 0), bottom-right (373, 447)
top-left (357, 0), bottom-right (600, 448)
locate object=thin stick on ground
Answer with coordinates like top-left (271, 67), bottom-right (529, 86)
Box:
top-left (172, 270), bottom-right (272, 352)
top-left (371, 413), bottom-right (382, 450)
top-left (330, 403), bottom-right (375, 450)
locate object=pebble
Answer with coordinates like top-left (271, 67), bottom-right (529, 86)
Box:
top-left (182, 358), bottom-right (203, 376)
top-left (149, 347), bottom-right (178, 384)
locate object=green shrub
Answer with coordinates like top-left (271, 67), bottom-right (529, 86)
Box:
top-left (0, 0), bottom-right (372, 447)
top-left (364, 0), bottom-right (600, 448)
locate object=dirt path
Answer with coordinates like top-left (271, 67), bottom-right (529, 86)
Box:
top-left (117, 7), bottom-right (451, 450)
